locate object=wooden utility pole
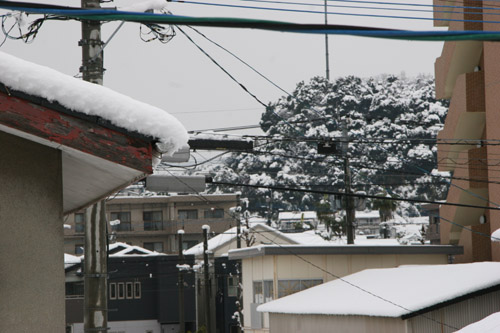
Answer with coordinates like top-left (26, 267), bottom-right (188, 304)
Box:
top-left (202, 226), bottom-right (212, 333)
top-left (178, 230), bottom-right (186, 333)
top-left (81, 0), bottom-right (108, 332)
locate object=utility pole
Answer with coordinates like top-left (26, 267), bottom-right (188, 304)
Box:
top-left (324, 0), bottom-right (330, 80)
top-left (81, 0), bottom-right (107, 332)
top-left (235, 195), bottom-right (244, 330)
top-left (178, 230), bottom-right (185, 333)
top-left (202, 226), bottom-right (212, 333)
top-left (342, 125), bottom-right (355, 244)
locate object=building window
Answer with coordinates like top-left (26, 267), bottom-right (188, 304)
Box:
top-left (134, 282), bottom-right (141, 299)
top-left (204, 208), bottom-right (224, 219)
top-left (110, 212), bottom-right (131, 231)
top-left (178, 209), bottom-right (198, 220)
top-left (253, 280), bottom-right (273, 304)
top-left (126, 282), bottom-right (133, 299)
top-left (109, 283), bottom-right (117, 300)
top-left (144, 242), bottom-right (164, 253)
top-left (278, 279), bottom-right (322, 298)
top-left (75, 213), bottom-right (85, 233)
top-left (75, 244), bottom-right (84, 255)
top-left (143, 211), bottom-right (163, 231)
top-left (228, 276), bottom-right (238, 297)
top-left (118, 283), bottom-right (125, 299)
top-left (65, 282), bottom-right (84, 297)
top-left (182, 241), bottom-right (198, 251)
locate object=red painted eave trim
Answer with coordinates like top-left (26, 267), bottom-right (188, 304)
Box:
top-left (0, 92), bottom-right (153, 174)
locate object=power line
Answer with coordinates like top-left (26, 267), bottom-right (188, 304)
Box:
top-left (3, 3), bottom-right (500, 41)
top-left (207, 180), bottom-right (500, 210)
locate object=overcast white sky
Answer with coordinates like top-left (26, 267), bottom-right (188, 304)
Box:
top-left (0, 0), bottom-right (444, 134)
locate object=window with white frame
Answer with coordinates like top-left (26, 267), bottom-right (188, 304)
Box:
top-left (109, 283), bottom-right (117, 300)
top-left (134, 281), bottom-right (141, 299)
top-left (118, 283), bottom-right (125, 299)
top-left (126, 282), bottom-right (133, 299)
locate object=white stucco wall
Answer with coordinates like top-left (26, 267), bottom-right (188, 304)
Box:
top-left (0, 132), bottom-right (65, 332)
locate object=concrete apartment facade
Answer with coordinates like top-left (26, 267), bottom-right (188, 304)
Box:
top-left (64, 194), bottom-right (238, 255)
top-left (434, 1), bottom-right (500, 262)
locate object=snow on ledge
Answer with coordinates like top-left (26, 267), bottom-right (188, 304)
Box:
top-left (0, 51), bottom-right (188, 155)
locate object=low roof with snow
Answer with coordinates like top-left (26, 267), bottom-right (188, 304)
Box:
top-left (258, 262), bottom-right (500, 318)
top-left (278, 211), bottom-right (317, 221)
top-left (456, 311), bottom-right (500, 332)
top-left (0, 52), bottom-right (188, 213)
top-left (355, 210), bottom-right (380, 219)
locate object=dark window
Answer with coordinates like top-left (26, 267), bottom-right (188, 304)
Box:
top-left (126, 282), bottom-right (133, 299)
top-left (182, 241), bottom-right (198, 251)
top-left (178, 209), bottom-right (198, 220)
top-left (75, 213), bottom-right (85, 233)
top-left (109, 283), bottom-right (116, 300)
top-left (204, 208), bottom-right (224, 219)
top-left (75, 244), bottom-right (84, 255)
top-left (110, 212), bottom-right (131, 231)
top-left (144, 242), bottom-right (164, 253)
top-left (65, 282), bottom-right (84, 297)
top-left (118, 283), bottom-right (125, 299)
top-left (134, 282), bottom-right (141, 299)
top-left (143, 211), bottom-right (163, 231)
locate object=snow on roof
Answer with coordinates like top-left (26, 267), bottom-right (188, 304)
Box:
top-left (64, 253), bottom-right (82, 269)
top-left (107, 242), bottom-right (163, 257)
top-left (355, 210), bottom-right (380, 219)
top-left (456, 312), bottom-right (500, 333)
top-left (492, 228), bottom-right (500, 242)
top-left (184, 224), bottom-right (298, 256)
top-left (278, 211), bottom-right (317, 220)
top-left (258, 262), bottom-right (500, 317)
top-left (286, 231), bottom-right (401, 246)
top-left (0, 51), bottom-right (188, 155)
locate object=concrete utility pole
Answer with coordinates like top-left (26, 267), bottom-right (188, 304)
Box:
top-left (81, 0), bottom-right (108, 332)
top-left (324, 0), bottom-right (330, 81)
top-left (342, 126), bottom-right (355, 244)
top-left (235, 195), bottom-right (244, 330)
top-left (202, 226), bottom-right (212, 333)
top-left (178, 230), bottom-right (186, 333)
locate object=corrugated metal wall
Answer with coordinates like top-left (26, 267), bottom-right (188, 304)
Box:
top-left (408, 289), bottom-right (500, 332)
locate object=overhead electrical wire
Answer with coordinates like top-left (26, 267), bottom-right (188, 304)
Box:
top-left (236, 0), bottom-right (494, 17)
top-left (3, 2), bottom-right (500, 41)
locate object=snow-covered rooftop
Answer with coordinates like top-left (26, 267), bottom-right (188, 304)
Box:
top-left (0, 51), bottom-right (188, 155)
top-left (456, 311), bottom-right (500, 332)
top-left (108, 242), bottom-right (163, 257)
top-left (258, 262), bottom-right (500, 317)
top-left (278, 211), bottom-right (317, 220)
top-left (355, 210), bottom-right (380, 219)
top-left (64, 253), bottom-right (81, 269)
top-left (184, 223), bottom-right (298, 256)
top-left (285, 231), bottom-right (400, 246)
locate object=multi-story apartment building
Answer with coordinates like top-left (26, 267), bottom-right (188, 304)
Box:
top-left (434, 1), bottom-right (500, 261)
top-left (64, 193), bottom-right (238, 255)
